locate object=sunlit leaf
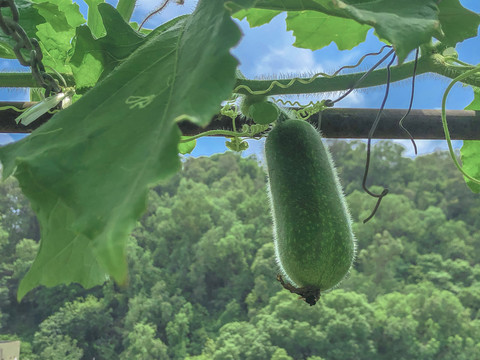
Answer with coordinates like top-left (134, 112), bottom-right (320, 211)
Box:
top-left (234, 9), bottom-right (281, 27)
top-left (178, 138), bottom-right (197, 154)
top-left (84, 0), bottom-right (106, 38)
top-left (33, 0), bottom-right (86, 73)
top-left (461, 88), bottom-right (480, 193)
top-left (0, 0), bottom-right (84, 65)
top-left (460, 141), bottom-right (480, 193)
top-left (465, 87), bottom-right (480, 111)
top-left (287, 11), bottom-right (370, 51)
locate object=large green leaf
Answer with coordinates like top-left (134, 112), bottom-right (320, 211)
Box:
top-left (461, 88), bottom-right (480, 193)
top-left (235, 0), bottom-right (445, 62)
top-left (0, 0), bottom-right (241, 300)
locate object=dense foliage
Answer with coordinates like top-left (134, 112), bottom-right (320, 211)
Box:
top-left (1, 141), bottom-right (479, 359)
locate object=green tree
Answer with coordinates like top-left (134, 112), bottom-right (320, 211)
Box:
top-left (271, 348), bottom-right (294, 360)
top-left (253, 290), bottom-right (376, 360)
top-left (33, 296), bottom-right (118, 359)
top-left (458, 281), bottom-right (480, 319)
top-left (166, 302), bottom-right (194, 359)
top-left (211, 321), bottom-right (276, 360)
top-left (245, 242), bottom-right (279, 316)
top-left (373, 282), bottom-right (479, 360)
top-left (37, 335), bottom-right (83, 360)
top-left (355, 230), bottom-right (404, 300)
top-left (120, 322), bottom-right (168, 360)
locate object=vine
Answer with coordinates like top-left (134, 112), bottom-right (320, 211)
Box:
top-left (361, 51), bottom-right (397, 223)
top-left (398, 48), bottom-right (419, 155)
top-left (233, 45), bottom-right (393, 97)
top-left (179, 102), bottom-right (270, 150)
top-left (441, 63), bottom-right (480, 185)
top-left (272, 98), bottom-right (332, 120)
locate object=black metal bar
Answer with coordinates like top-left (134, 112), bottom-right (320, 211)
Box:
top-left (315, 108), bottom-right (480, 140)
top-left (0, 102), bottom-right (479, 140)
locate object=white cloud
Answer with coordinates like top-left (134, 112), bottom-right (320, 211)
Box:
top-left (334, 91), bottom-right (365, 107)
top-left (254, 45), bottom-right (323, 76)
top-left (243, 138), bottom-right (266, 165)
top-left (392, 139), bottom-right (463, 158)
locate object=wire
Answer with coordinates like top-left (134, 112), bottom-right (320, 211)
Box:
top-left (362, 51), bottom-right (396, 223)
top-left (398, 48), bottom-right (419, 155)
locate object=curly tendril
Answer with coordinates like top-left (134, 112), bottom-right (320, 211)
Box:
top-left (272, 99), bottom-right (332, 119)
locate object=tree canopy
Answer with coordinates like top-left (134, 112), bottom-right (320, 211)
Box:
top-left (0, 141), bottom-right (479, 359)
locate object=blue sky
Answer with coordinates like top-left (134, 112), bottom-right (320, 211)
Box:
top-left (1, 0), bottom-right (479, 160)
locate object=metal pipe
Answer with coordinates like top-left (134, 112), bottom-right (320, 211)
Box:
top-left (0, 102), bottom-right (478, 140)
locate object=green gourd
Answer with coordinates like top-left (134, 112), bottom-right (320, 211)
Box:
top-left (265, 119), bottom-right (355, 305)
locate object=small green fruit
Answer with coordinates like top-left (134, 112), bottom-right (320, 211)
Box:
top-left (249, 101), bottom-right (279, 125)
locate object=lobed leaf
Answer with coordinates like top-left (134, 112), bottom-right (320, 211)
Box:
top-left (233, 0), bottom-right (470, 63)
top-left (70, 4), bottom-right (145, 90)
top-left (286, 11), bottom-right (370, 51)
top-left (0, 0), bottom-right (241, 301)
top-left (461, 88), bottom-right (480, 193)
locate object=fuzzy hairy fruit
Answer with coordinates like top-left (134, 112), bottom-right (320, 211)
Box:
top-left (265, 119), bottom-right (355, 293)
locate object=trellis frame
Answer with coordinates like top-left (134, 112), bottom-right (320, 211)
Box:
top-left (0, 101), bottom-right (478, 140)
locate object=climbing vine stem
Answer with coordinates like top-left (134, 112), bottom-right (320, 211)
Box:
top-left (233, 57), bottom-right (430, 97)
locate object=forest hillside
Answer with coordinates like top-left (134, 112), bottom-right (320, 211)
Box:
top-left (0, 140), bottom-right (479, 359)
